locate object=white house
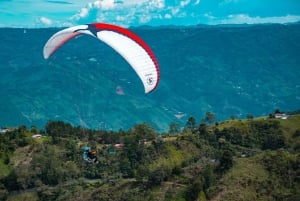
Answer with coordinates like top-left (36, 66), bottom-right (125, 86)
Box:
top-left (274, 113), bottom-right (288, 119)
top-left (32, 134), bottom-right (42, 139)
top-left (0, 128), bottom-right (9, 133)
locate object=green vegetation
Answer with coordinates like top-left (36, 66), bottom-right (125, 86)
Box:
top-left (0, 111), bottom-right (300, 201)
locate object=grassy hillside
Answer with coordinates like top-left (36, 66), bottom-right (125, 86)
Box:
top-left (0, 112), bottom-right (299, 201)
top-left (209, 155), bottom-right (271, 201)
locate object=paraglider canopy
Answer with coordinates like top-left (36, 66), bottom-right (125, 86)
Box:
top-left (43, 23), bottom-right (160, 93)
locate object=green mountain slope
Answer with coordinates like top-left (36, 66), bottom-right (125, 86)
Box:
top-left (0, 112), bottom-right (299, 201)
top-left (0, 24), bottom-right (300, 131)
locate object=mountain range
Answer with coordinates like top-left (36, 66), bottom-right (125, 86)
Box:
top-left (0, 23), bottom-right (299, 131)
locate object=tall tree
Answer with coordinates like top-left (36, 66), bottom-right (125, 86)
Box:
top-left (169, 122), bottom-right (181, 134)
top-left (217, 150), bottom-right (233, 173)
top-left (205, 112), bottom-right (216, 124)
top-left (184, 116), bottom-right (197, 132)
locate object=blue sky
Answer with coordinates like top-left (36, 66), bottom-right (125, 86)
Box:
top-left (1, 0), bottom-right (300, 28)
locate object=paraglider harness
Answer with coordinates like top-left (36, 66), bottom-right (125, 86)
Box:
top-left (83, 146), bottom-right (98, 164)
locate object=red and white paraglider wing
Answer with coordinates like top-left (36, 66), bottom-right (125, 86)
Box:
top-left (43, 23), bottom-right (160, 93)
top-left (95, 27), bottom-right (159, 93)
top-left (43, 25), bottom-right (89, 59)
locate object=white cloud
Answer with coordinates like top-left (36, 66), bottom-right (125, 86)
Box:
top-left (71, 0), bottom-right (117, 21)
top-left (170, 7), bottom-right (180, 15)
top-left (139, 14), bottom-right (152, 23)
top-left (78, 8), bottom-right (89, 18)
top-left (70, 0), bottom-right (202, 26)
top-left (122, 0), bottom-right (148, 5)
top-left (164, 13), bottom-right (172, 19)
top-left (204, 12), bottom-right (216, 20)
top-left (219, 14), bottom-right (300, 24)
top-left (93, 0), bottom-right (116, 10)
top-left (115, 15), bottom-right (125, 22)
top-left (69, 0), bottom-right (300, 27)
top-left (194, 0), bottom-right (201, 5)
top-left (40, 17), bottom-right (52, 25)
top-left (148, 0), bottom-right (165, 9)
top-left (2, 0), bottom-right (300, 28)
top-left (180, 0), bottom-right (190, 7)
top-left (70, 0), bottom-right (167, 26)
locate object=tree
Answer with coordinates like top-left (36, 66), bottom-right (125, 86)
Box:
top-left (274, 109), bottom-right (281, 114)
top-left (247, 114), bottom-right (254, 120)
top-left (292, 130), bottom-right (300, 138)
top-left (217, 150), bottom-right (233, 173)
top-left (185, 176), bottom-right (205, 201)
top-left (0, 184), bottom-right (8, 201)
top-left (184, 116), bottom-right (197, 132)
top-left (202, 165), bottom-right (216, 189)
top-left (45, 121), bottom-right (73, 143)
top-left (262, 132), bottom-right (285, 150)
top-left (128, 123), bottom-right (157, 141)
top-left (3, 170), bottom-right (19, 191)
top-left (169, 122), bottom-right (181, 134)
top-left (198, 122), bottom-right (207, 136)
top-left (15, 165), bottom-right (36, 190)
top-left (148, 168), bottom-right (170, 185)
top-left (205, 112), bottom-right (216, 124)
top-left (31, 125), bottom-right (38, 133)
top-left (31, 145), bottom-right (69, 185)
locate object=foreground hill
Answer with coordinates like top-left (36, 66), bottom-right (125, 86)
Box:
top-left (0, 112), bottom-right (299, 201)
top-left (0, 24), bottom-right (300, 131)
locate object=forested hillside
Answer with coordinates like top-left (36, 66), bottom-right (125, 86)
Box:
top-left (1, 24), bottom-right (300, 131)
top-left (1, 111), bottom-right (299, 201)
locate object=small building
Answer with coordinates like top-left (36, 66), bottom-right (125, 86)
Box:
top-left (114, 143), bottom-right (123, 149)
top-left (0, 128), bottom-right (9, 133)
top-left (32, 134), bottom-right (42, 139)
top-left (274, 113), bottom-right (288, 120)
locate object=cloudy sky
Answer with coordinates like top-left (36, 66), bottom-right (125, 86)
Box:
top-left (1, 0), bottom-right (300, 28)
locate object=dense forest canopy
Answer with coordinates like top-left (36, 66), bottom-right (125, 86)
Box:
top-left (0, 110), bottom-right (299, 201)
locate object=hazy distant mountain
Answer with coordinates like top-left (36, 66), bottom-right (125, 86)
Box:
top-left (0, 24), bottom-right (299, 131)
